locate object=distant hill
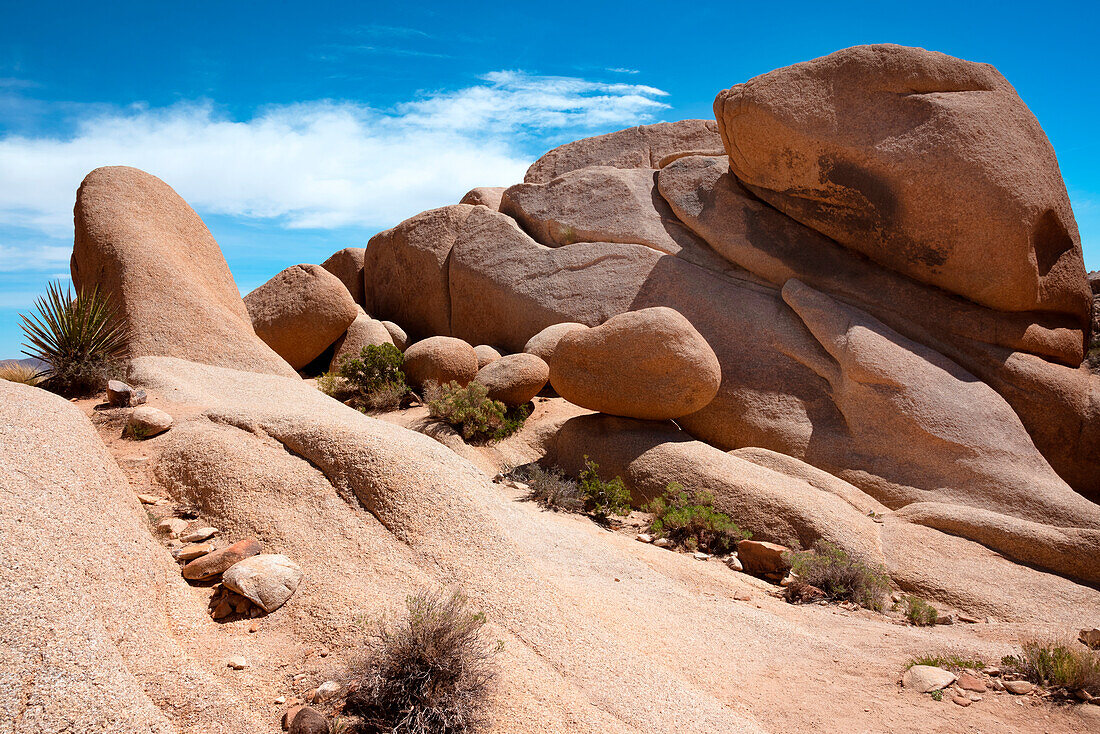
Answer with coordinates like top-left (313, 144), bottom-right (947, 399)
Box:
top-left (0, 357), bottom-right (49, 371)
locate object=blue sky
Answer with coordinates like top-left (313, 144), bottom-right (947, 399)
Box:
top-left (1, 1), bottom-right (1098, 358)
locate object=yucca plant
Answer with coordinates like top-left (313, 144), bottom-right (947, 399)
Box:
top-left (20, 281), bottom-right (129, 397)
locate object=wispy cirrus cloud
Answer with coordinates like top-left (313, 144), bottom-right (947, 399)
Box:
top-left (0, 71), bottom-right (670, 252)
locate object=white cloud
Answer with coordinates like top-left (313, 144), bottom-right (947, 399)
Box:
top-left (0, 72), bottom-right (670, 251)
top-left (0, 244), bottom-right (71, 272)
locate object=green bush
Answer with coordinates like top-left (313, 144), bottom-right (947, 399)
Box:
top-left (903, 596), bottom-right (938, 627)
top-left (1002, 639), bottom-right (1100, 692)
top-left (578, 456), bottom-right (631, 521)
top-left (522, 465), bottom-right (584, 513)
top-left (785, 540), bottom-right (890, 611)
top-left (427, 381), bottom-right (528, 443)
top-left (20, 281), bottom-right (128, 397)
top-left (344, 588), bottom-right (499, 734)
top-left (320, 344), bottom-right (409, 412)
top-left (646, 482), bottom-right (749, 555)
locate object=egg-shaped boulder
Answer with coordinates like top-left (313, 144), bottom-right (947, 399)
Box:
top-left (523, 322), bottom-right (589, 364)
top-left (473, 353), bottom-right (549, 406)
top-left (473, 344), bottom-right (503, 369)
top-left (403, 336), bottom-right (478, 389)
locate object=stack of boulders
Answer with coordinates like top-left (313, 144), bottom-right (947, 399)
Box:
top-left (108, 379), bottom-right (174, 438)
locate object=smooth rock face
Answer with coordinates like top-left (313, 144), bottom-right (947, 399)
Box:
top-left (459, 186), bottom-right (506, 211)
top-left (127, 406), bottom-right (173, 437)
top-left (523, 323), bottom-right (589, 365)
top-left (290, 706), bottom-right (330, 734)
top-left (320, 247), bottom-right (367, 305)
top-left (736, 540), bottom-right (793, 576)
top-left (245, 264), bottom-right (359, 370)
top-left (473, 344), bottom-right (502, 369)
top-left (714, 44), bottom-right (1091, 319)
top-left (381, 321), bottom-right (408, 351)
top-left (182, 537), bottom-right (262, 581)
top-left (473, 353), bottom-right (549, 406)
top-left (524, 119), bottom-right (723, 183)
top-left (550, 307), bottom-right (721, 420)
top-left (402, 336), bottom-right (478, 389)
top-left (902, 665), bottom-right (957, 693)
top-left (329, 312), bottom-right (394, 372)
top-left (71, 166), bottom-right (297, 378)
top-left (222, 554), bottom-right (303, 613)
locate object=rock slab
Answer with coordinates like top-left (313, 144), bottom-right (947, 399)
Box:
top-left (222, 553), bottom-right (303, 613)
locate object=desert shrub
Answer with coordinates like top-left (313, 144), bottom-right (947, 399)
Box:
top-left (785, 540), bottom-right (890, 611)
top-left (343, 588), bottom-right (499, 734)
top-left (929, 689), bottom-right (943, 701)
top-left (321, 344), bottom-right (409, 412)
top-left (646, 482), bottom-right (749, 555)
top-left (905, 652), bottom-right (985, 671)
top-left (20, 281), bottom-right (128, 397)
top-left (522, 465), bottom-right (584, 513)
top-left (0, 362), bottom-right (43, 386)
top-left (578, 456), bottom-right (631, 521)
top-left (903, 596), bottom-right (938, 627)
top-left (1002, 639), bottom-right (1100, 692)
top-left (426, 381), bottom-right (528, 443)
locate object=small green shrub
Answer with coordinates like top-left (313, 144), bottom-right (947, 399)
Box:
top-left (929, 689), bottom-right (943, 701)
top-left (322, 344), bottom-right (409, 412)
top-left (1002, 639), bottom-right (1100, 692)
top-left (522, 465), bottom-right (584, 513)
top-left (903, 596), bottom-right (938, 627)
top-left (20, 281), bottom-right (128, 397)
top-left (0, 362), bottom-right (43, 386)
top-left (427, 381), bottom-right (528, 443)
top-left (646, 482), bottom-right (749, 555)
top-left (906, 653), bottom-right (985, 671)
top-left (343, 588), bottom-right (499, 734)
top-left (578, 456), bottom-right (631, 521)
top-left (785, 540), bottom-right (890, 611)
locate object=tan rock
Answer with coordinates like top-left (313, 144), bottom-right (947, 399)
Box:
top-left (957, 672), bottom-right (987, 693)
top-left (157, 517), bottom-right (189, 537)
top-left (402, 336), bottom-right (478, 389)
top-left (174, 542), bottom-right (214, 561)
top-left (222, 554), bottom-right (303, 613)
top-left (459, 186), bottom-right (505, 210)
top-left (473, 344), bottom-right (502, 369)
top-left (126, 406), bottom-right (173, 438)
top-left (245, 264), bottom-right (358, 370)
top-left (714, 44), bottom-right (1091, 319)
top-left (523, 323), bottom-right (589, 364)
top-left (320, 247), bottom-right (367, 305)
top-left (381, 320), bottom-right (408, 351)
top-left (289, 706), bottom-right (330, 734)
top-left (1003, 680), bottom-right (1035, 695)
top-left (524, 119), bottom-right (722, 183)
top-left (549, 307), bottom-right (721, 420)
top-left (328, 312), bottom-right (394, 372)
top-left (473, 353), bottom-right (548, 406)
top-left (902, 665), bottom-right (956, 693)
top-left (182, 537), bottom-right (262, 581)
top-left (736, 540), bottom-right (792, 577)
top-left (71, 166), bottom-right (297, 378)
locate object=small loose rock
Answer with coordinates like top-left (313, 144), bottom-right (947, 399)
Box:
top-left (158, 518), bottom-right (189, 537)
top-left (180, 526), bottom-right (217, 543)
top-left (636, 533), bottom-right (653, 543)
top-left (227, 656), bottom-right (249, 670)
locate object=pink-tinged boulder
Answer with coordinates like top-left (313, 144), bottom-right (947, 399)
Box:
top-left (402, 336), bottom-right (478, 389)
top-left (182, 537), bottom-right (262, 581)
top-left (329, 312), bottom-right (394, 372)
top-left (363, 205), bottom-right (476, 341)
top-left (459, 186), bottom-right (506, 210)
top-left (736, 540), bottom-right (792, 576)
top-left (473, 344), bottom-right (502, 369)
top-left (473, 353), bottom-right (548, 406)
top-left (524, 120), bottom-right (723, 184)
top-left (245, 264), bottom-right (358, 370)
top-left (523, 323), bottom-right (589, 365)
top-left (714, 44), bottom-right (1091, 320)
top-left (549, 307), bottom-right (721, 420)
top-left (381, 321), bottom-right (408, 351)
top-left (321, 247), bottom-right (367, 305)
top-left (71, 166), bottom-right (297, 378)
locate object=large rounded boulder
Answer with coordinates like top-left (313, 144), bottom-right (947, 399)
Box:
top-left (329, 311), bottom-right (394, 372)
top-left (245, 264), bottom-right (358, 370)
top-left (473, 353), bottom-right (549, 406)
top-left (320, 247), bottom-right (367, 305)
top-left (714, 44), bottom-right (1091, 320)
top-left (523, 322), bottom-right (589, 364)
top-left (402, 336), bottom-right (478, 389)
top-left (550, 307), bottom-right (721, 420)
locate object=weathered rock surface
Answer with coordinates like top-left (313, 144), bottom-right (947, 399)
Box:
top-left (903, 666), bottom-right (956, 693)
top-left (222, 553), bottom-right (303, 613)
top-left (474, 353), bottom-right (548, 406)
top-left (71, 166), bottom-right (297, 378)
top-left (127, 405), bottom-right (173, 437)
top-left (329, 311), bottom-right (394, 371)
top-left (474, 344), bottom-right (503, 369)
top-left (550, 307), bottom-right (722, 420)
top-left (381, 320), bottom-right (408, 351)
top-left (182, 537), bottom-right (262, 581)
top-left (402, 336), bottom-right (478, 389)
top-left (460, 186), bottom-right (506, 210)
top-left (107, 379), bottom-right (146, 407)
top-left (715, 44), bottom-right (1091, 319)
top-left (524, 119), bottom-right (723, 184)
top-left (523, 322), bottom-right (589, 364)
top-left (289, 706), bottom-right (330, 734)
top-left (736, 540), bottom-right (793, 577)
top-left (321, 247), bottom-right (367, 305)
top-left (245, 263), bottom-right (358, 370)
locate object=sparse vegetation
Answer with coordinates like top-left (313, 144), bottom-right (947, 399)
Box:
top-left (522, 465), bottom-right (584, 513)
top-left (905, 653), bottom-right (986, 672)
top-left (646, 482), bottom-right (749, 555)
top-left (929, 689), bottom-right (943, 701)
top-left (0, 361), bottom-right (43, 386)
top-left (343, 588), bottom-right (499, 734)
top-left (20, 281), bottom-right (128, 397)
top-left (426, 381), bottom-right (528, 443)
top-left (1001, 639), bottom-right (1100, 693)
top-left (578, 456), bottom-right (631, 521)
top-left (123, 423), bottom-right (154, 441)
top-left (902, 596), bottom-right (938, 627)
top-left (320, 344), bottom-right (409, 412)
top-left (785, 540), bottom-right (890, 611)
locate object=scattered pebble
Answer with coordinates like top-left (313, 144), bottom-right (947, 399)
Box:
top-left (137, 494), bottom-right (162, 504)
top-left (692, 551), bottom-right (710, 560)
top-left (173, 542), bottom-right (214, 561)
top-left (951, 695), bottom-right (972, 707)
top-left (726, 555), bottom-right (743, 572)
top-left (274, 696), bottom-right (286, 704)
top-left (227, 656), bottom-right (248, 670)
top-left (180, 526), bottom-right (218, 543)
top-left (635, 533), bottom-right (653, 543)
top-left (1003, 680), bottom-right (1035, 695)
